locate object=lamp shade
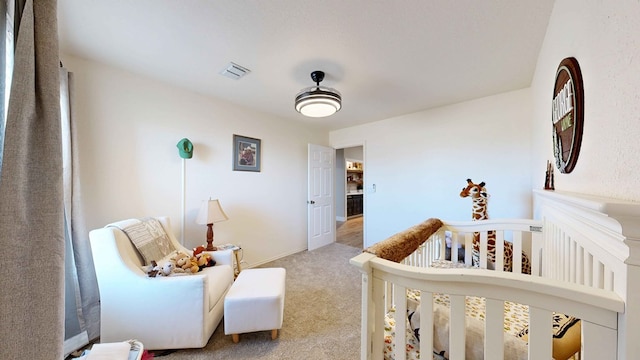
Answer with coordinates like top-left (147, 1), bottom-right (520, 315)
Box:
top-left (196, 199), bottom-right (229, 225)
top-left (295, 71), bottom-right (342, 118)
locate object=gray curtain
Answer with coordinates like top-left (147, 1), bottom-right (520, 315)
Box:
top-left (61, 66), bottom-right (101, 344)
top-left (0, 1), bottom-right (63, 359)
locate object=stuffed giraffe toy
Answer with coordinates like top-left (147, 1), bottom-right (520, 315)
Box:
top-left (460, 179), bottom-right (531, 274)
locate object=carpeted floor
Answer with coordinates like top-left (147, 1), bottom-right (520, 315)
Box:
top-left (155, 242), bottom-right (363, 360)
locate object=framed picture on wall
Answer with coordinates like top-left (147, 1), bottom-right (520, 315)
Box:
top-left (232, 134), bottom-right (261, 172)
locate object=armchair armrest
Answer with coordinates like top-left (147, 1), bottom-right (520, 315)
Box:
top-left (206, 249), bottom-right (234, 267)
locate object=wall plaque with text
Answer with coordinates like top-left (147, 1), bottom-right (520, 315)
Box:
top-left (552, 57), bottom-right (584, 174)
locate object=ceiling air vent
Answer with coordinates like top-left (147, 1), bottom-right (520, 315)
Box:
top-left (219, 62), bottom-right (251, 80)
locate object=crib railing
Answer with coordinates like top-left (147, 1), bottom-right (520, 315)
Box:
top-left (423, 219), bottom-right (543, 274)
top-left (352, 218), bottom-right (625, 360)
top-left (388, 219), bottom-right (543, 316)
top-left (352, 253), bottom-right (624, 360)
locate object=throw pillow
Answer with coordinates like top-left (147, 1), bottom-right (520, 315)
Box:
top-left (122, 218), bottom-right (176, 265)
top-left (516, 314), bottom-right (581, 360)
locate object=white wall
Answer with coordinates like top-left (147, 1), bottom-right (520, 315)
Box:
top-left (331, 89), bottom-right (533, 247)
top-left (69, 0), bottom-right (640, 262)
top-left (530, 0), bottom-right (640, 200)
top-left (64, 55), bottom-right (327, 267)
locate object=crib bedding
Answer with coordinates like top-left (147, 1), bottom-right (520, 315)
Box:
top-left (383, 260), bottom-right (581, 360)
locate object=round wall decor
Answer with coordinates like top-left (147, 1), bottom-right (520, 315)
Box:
top-left (552, 57), bottom-right (584, 174)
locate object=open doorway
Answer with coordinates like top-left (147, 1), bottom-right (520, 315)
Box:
top-left (335, 146), bottom-right (364, 248)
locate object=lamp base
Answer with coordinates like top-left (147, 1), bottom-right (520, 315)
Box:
top-left (206, 242), bottom-right (216, 251)
top-left (205, 223), bottom-right (216, 251)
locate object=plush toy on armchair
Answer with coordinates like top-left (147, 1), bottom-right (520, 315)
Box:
top-left (193, 245), bottom-right (216, 270)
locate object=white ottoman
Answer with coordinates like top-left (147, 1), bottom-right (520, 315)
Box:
top-left (224, 267), bottom-right (286, 343)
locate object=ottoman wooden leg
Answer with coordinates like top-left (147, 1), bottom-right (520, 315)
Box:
top-left (232, 334), bottom-right (240, 343)
top-left (271, 329), bottom-right (278, 340)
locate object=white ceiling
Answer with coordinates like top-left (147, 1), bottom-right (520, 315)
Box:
top-left (57, 1), bottom-right (555, 131)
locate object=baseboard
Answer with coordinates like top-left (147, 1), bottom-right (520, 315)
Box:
top-left (336, 216), bottom-right (347, 222)
top-left (245, 246), bottom-right (309, 269)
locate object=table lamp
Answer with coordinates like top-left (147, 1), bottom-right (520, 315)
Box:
top-left (196, 198), bottom-right (229, 251)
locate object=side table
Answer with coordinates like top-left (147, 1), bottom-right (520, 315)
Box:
top-left (217, 243), bottom-right (242, 277)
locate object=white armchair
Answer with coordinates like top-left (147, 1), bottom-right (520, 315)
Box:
top-left (89, 216), bottom-right (234, 350)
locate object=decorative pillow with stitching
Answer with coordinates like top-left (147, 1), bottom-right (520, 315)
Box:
top-left (516, 314), bottom-right (581, 360)
top-left (122, 218), bottom-right (176, 265)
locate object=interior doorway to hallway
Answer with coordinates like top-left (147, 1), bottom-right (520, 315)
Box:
top-left (335, 146), bottom-right (364, 249)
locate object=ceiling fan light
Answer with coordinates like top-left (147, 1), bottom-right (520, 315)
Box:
top-left (295, 86), bottom-right (342, 118)
top-left (295, 71), bottom-right (342, 118)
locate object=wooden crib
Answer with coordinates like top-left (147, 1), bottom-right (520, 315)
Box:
top-left (350, 190), bottom-right (640, 360)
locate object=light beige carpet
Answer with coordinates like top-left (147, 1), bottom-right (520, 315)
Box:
top-left (155, 242), bottom-right (363, 360)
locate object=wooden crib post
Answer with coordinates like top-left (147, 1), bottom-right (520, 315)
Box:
top-left (530, 227), bottom-right (543, 276)
top-left (393, 285), bottom-right (407, 360)
top-left (350, 252), bottom-right (374, 360)
top-left (581, 320), bottom-right (617, 359)
top-left (618, 259), bottom-right (640, 359)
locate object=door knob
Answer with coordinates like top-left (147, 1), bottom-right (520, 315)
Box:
top-left (307, 200), bottom-right (315, 204)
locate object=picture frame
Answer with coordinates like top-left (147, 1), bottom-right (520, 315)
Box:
top-left (232, 134), bottom-right (261, 172)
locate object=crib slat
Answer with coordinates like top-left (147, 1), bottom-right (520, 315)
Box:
top-left (419, 291), bottom-right (434, 360)
top-left (585, 253), bottom-right (593, 287)
top-left (569, 240), bottom-right (576, 283)
top-left (604, 267), bottom-right (614, 292)
top-left (439, 233), bottom-right (446, 262)
top-left (563, 234), bottom-right (570, 281)
top-left (527, 307), bottom-right (552, 360)
top-left (595, 261), bottom-right (605, 289)
top-left (485, 298), bottom-right (504, 360)
top-left (449, 295), bottom-right (466, 360)
top-left (393, 285), bottom-right (407, 360)
top-left (464, 233), bottom-right (473, 266)
top-left (530, 229), bottom-right (542, 276)
top-left (372, 277), bottom-right (385, 360)
top-left (576, 244), bottom-right (584, 285)
top-left (451, 239), bottom-right (459, 265)
top-left (555, 224), bottom-right (561, 278)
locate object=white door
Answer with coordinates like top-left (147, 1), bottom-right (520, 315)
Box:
top-left (307, 144), bottom-right (335, 251)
